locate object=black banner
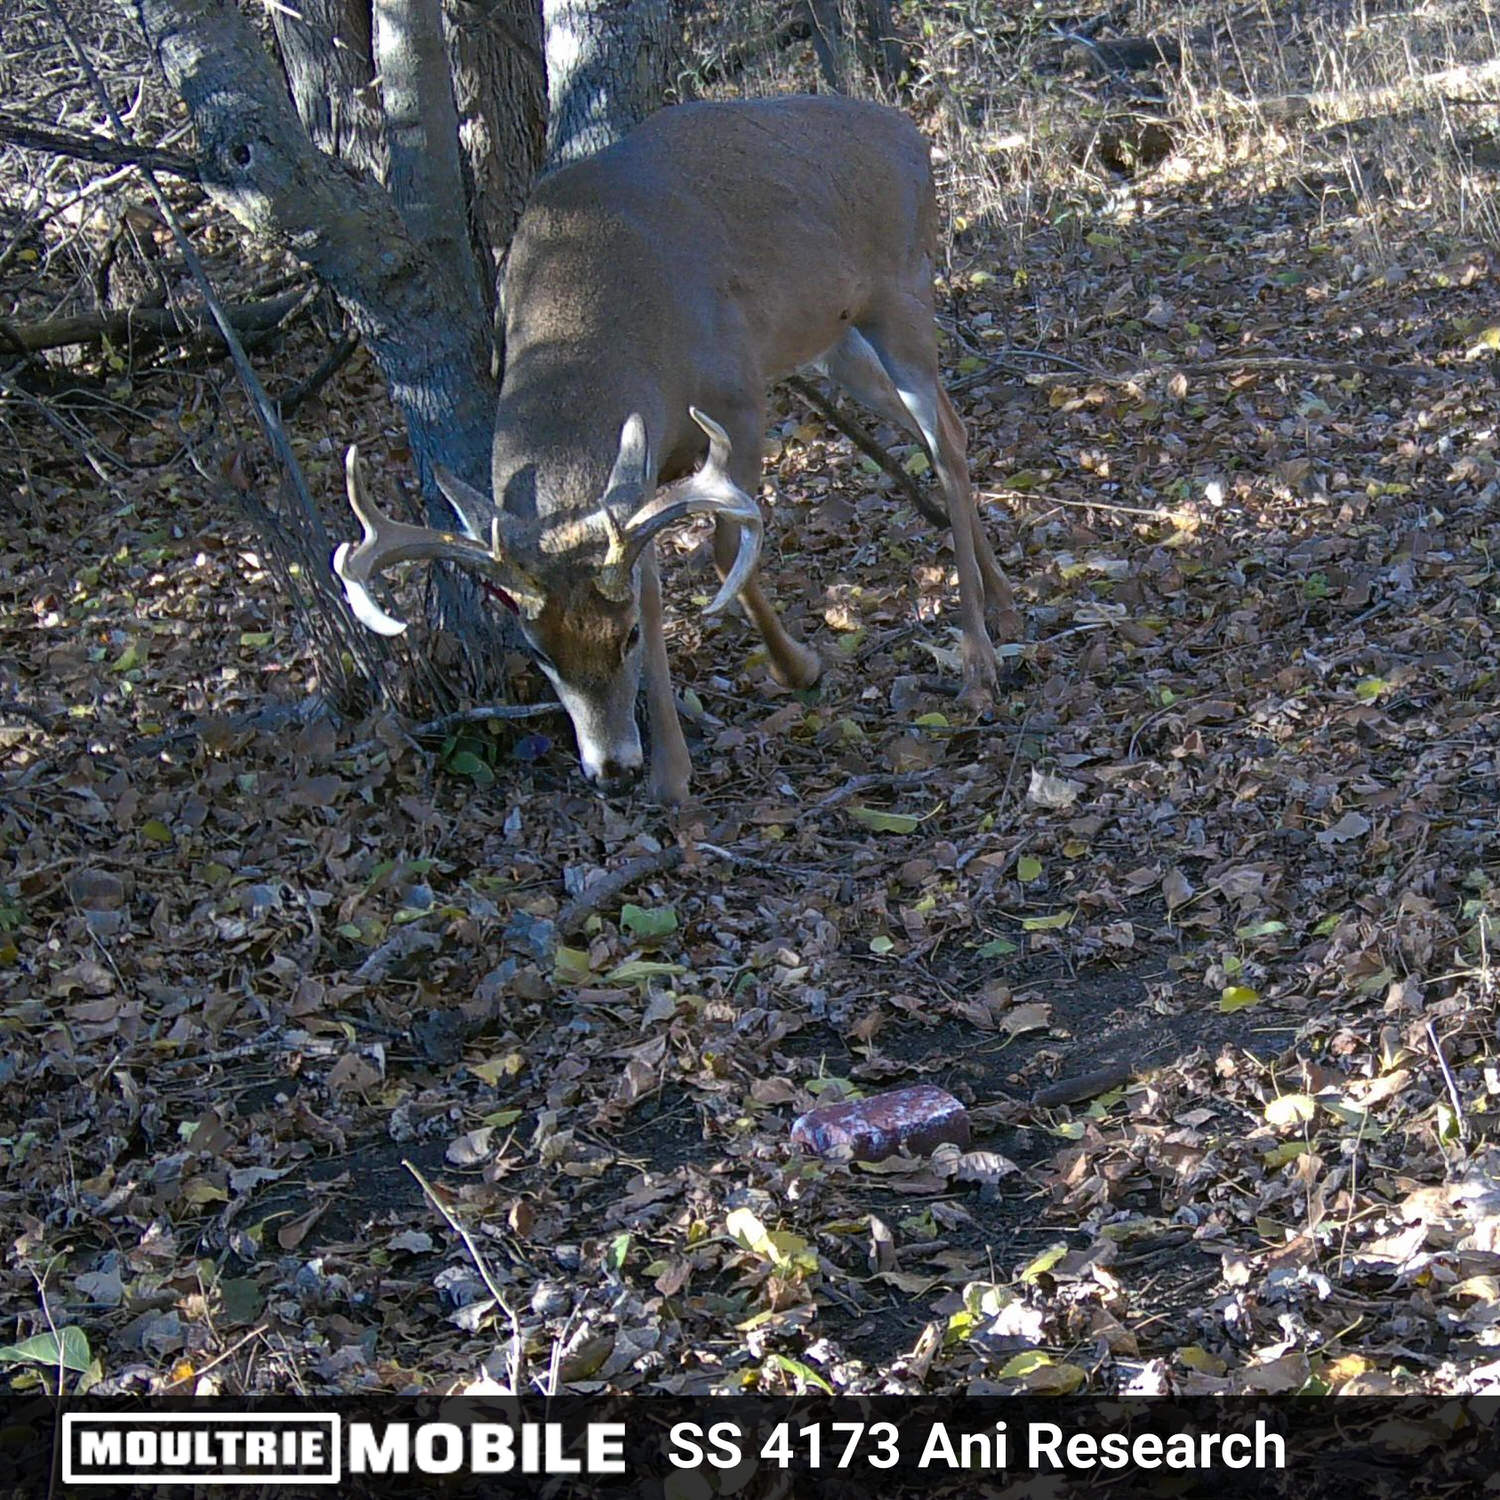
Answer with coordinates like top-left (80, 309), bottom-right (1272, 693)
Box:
top-left (2, 1394), bottom-right (1495, 1498)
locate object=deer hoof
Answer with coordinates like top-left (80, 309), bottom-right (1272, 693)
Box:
top-left (647, 765), bottom-right (691, 806)
top-left (769, 640), bottom-right (822, 691)
top-left (959, 639), bottom-right (1000, 713)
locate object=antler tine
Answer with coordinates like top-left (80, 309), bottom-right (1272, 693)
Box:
top-left (332, 446), bottom-right (538, 634)
top-left (616, 408), bottom-right (763, 616)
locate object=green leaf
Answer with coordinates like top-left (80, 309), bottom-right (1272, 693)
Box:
top-left (1021, 910), bottom-right (1072, 931)
top-left (1220, 985), bottom-right (1261, 1012)
top-left (620, 903), bottom-right (678, 939)
top-left (0, 1327), bottom-right (91, 1374)
top-left (767, 1353), bottom-right (833, 1393)
top-left (238, 631), bottom-right (273, 650)
top-left (1354, 676), bottom-right (1388, 702)
top-left (726, 1207), bottom-right (775, 1259)
top-left (1016, 855), bottom-right (1043, 883)
top-left (1019, 1244), bottom-right (1068, 1283)
top-left (1263, 1140), bottom-right (1311, 1169)
top-left (111, 643), bottom-right (144, 673)
top-left (140, 819), bottom-right (173, 845)
top-left (551, 945), bottom-right (593, 985)
top-left (1265, 1093), bottom-right (1316, 1128)
top-left (975, 937), bottom-right (1018, 958)
top-left (1234, 920), bottom-right (1287, 939)
top-left (218, 1278), bottom-right (266, 1326)
top-left (446, 750), bottom-right (494, 786)
top-left (603, 1233), bottom-right (631, 1273)
top-left (849, 806), bottom-right (922, 834)
top-left (605, 959), bottom-right (686, 985)
top-left (869, 935), bottom-right (895, 954)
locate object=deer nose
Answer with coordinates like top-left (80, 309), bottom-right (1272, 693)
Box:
top-left (595, 756), bottom-right (640, 787)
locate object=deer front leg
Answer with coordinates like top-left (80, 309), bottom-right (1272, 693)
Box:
top-left (639, 544), bottom-right (692, 804)
top-left (712, 515), bottom-right (822, 690)
top-left (708, 402), bottom-right (821, 690)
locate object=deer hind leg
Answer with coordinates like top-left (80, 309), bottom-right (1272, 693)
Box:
top-left (639, 544), bottom-right (693, 804)
top-left (710, 406), bottom-right (822, 691)
top-left (818, 323), bottom-right (1010, 700)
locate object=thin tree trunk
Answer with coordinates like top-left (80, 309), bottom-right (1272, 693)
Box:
top-left (443, 0), bottom-right (547, 310)
top-left (541, 0), bottom-right (673, 168)
top-left (123, 0), bottom-right (496, 490)
top-left (269, 0), bottom-right (386, 179)
top-left (373, 0), bottom-right (487, 319)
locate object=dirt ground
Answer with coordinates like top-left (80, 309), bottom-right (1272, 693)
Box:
top-left (3, 0), bottom-right (1500, 1399)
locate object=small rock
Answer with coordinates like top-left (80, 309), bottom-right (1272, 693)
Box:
top-left (791, 1085), bottom-right (971, 1163)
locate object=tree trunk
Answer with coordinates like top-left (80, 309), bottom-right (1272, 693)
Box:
top-left (541, 0), bottom-right (673, 167)
top-left (269, 0), bottom-right (386, 179)
top-left (125, 0), bottom-right (496, 492)
top-left (374, 0), bottom-right (488, 320)
top-left (442, 0), bottom-right (547, 310)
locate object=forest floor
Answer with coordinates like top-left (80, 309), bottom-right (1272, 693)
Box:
top-left (2, 0), bottom-right (1500, 1400)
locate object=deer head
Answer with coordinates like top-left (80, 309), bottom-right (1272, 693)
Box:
top-left (333, 408), bottom-right (762, 787)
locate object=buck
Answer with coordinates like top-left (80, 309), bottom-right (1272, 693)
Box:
top-left (333, 95), bottom-right (1014, 803)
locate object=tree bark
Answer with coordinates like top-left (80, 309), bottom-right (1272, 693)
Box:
top-left (123, 0), bottom-right (496, 495)
top-left (268, 0), bottom-right (386, 179)
top-left (442, 0), bottom-right (547, 306)
top-left (373, 0), bottom-right (487, 319)
top-left (541, 0), bottom-right (673, 168)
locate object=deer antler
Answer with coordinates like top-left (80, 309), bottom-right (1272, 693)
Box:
top-left (332, 447), bottom-right (544, 633)
top-left (594, 408), bottom-right (762, 614)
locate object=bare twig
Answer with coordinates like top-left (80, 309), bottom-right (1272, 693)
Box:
top-left (783, 373), bottom-right (947, 527)
top-left (0, 112), bottom-right (199, 178)
top-left (410, 702), bottom-right (561, 736)
top-left (1427, 1019), bottom-right (1468, 1145)
top-left (275, 331), bottom-right (359, 417)
top-left (406, 1160), bottom-right (523, 1393)
top-left (160, 1325), bottom-right (270, 1389)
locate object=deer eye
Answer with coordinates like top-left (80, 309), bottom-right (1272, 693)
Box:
top-left (623, 623), bottom-right (642, 656)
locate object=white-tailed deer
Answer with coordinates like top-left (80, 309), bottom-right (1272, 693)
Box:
top-left (334, 95), bottom-right (1013, 803)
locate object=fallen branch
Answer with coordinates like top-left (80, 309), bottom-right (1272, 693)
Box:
top-left (275, 330), bottom-right (359, 417)
top-left (1031, 1060), bottom-right (1135, 1109)
top-left (0, 289), bottom-right (310, 356)
top-left (0, 700), bottom-right (59, 732)
top-left (0, 112), bottom-right (199, 179)
top-left (556, 772), bottom-right (936, 934)
top-left (557, 844), bottom-right (691, 935)
top-left (1029, 354), bottom-right (1425, 385)
top-left (1224, 55), bottom-right (1500, 127)
top-left (783, 373), bottom-right (947, 528)
top-left (410, 702), bottom-right (562, 736)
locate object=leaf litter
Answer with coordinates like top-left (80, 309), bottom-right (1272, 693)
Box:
top-left (4, 4), bottom-right (1500, 1405)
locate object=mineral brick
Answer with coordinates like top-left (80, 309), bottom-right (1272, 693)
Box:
top-left (791, 1085), bottom-right (970, 1162)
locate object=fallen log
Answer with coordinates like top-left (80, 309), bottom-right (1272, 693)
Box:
top-left (0, 288), bottom-right (310, 356)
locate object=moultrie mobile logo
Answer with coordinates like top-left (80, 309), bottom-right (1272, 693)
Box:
top-left (61, 1414), bottom-right (341, 1485)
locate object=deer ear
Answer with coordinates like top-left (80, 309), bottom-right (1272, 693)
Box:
top-left (433, 466), bottom-right (492, 539)
top-left (606, 414), bottom-right (651, 494)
